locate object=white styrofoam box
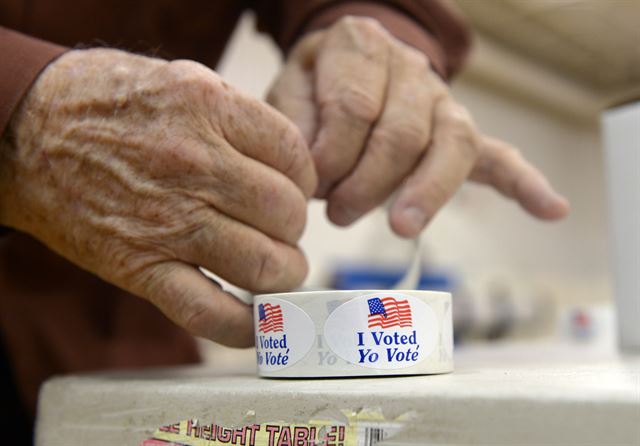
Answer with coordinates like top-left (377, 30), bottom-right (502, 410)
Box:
top-left (602, 100), bottom-right (640, 352)
top-left (35, 343), bottom-right (640, 446)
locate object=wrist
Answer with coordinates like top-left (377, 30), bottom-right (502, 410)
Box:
top-left (0, 50), bottom-right (64, 229)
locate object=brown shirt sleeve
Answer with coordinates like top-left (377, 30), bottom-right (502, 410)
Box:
top-left (0, 27), bottom-right (67, 137)
top-left (252, 0), bottom-right (471, 80)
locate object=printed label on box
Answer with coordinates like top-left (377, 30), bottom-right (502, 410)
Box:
top-left (142, 408), bottom-right (409, 446)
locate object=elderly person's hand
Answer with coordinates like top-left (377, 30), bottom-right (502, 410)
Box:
top-left (0, 48), bottom-right (317, 347)
top-left (268, 16), bottom-right (569, 237)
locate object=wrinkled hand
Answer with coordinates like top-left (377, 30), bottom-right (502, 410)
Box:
top-left (0, 49), bottom-right (317, 347)
top-left (269, 16), bottom-right (569, 237)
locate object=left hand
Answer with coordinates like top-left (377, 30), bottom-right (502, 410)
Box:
top-left (268, 16), bottom-right (569, 238)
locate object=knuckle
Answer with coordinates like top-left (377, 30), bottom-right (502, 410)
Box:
top-left (444, 104), bottom-right (474, 132)
top-left (138, 264), bottom-right (210, 337)
top-left (335, 15), bottom-right (386, 36)
top-left (428, 78), bottom-right (448, 98)
top-left (259, 180), bottom-right (307, 241)
top-left (405, 174), bottom-right (449, 206)
top-left (166, 59), bottom-right (209, 79)
top-left (312, 148), bottom-right (343, 180)
top-left (332, 182), bottom-right (376, 213)
top-left (284, 193), bottom-right (308, 240)
top-left (402, 44), bottom-right (430, 72)
top-left (486, 139), bottom-right (522, 167)
top-left (154, 140), bottom-right (213, 177)
top-left (251, 239), bottom-right (285, 291)
top-left (164, 59), bottom-right (218, 98)
top-left (372, 122), bottom-right (427, 158)
top-left (274, 121), bottom-right (318, 195)
top-left (422, 177), bottom-right (450, 208)
top-left (440, 104), bottom-right (480, 158)
top-left (180, 297), bottom-right (211, 336)
top-left (331, 16), bottom-right (391, 57)
top-left (493, 144), bottom-right (514, 162)
top-left (505, 146), bottom-right (523, 163)
top-left (120, 254), bottom-right (168, 296)
top-left (332, 84), bottom-right (382, 123)
top-left (277, 122), bottom-right (308, 174)
top-left (256, 178), bottom-right (285, 208)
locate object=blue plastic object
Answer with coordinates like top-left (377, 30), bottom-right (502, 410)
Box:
top-left (331, 264), bottom-right (453, 291)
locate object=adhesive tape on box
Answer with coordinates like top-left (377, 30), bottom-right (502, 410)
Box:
top-left (253, 290), bottom-right (453, 378)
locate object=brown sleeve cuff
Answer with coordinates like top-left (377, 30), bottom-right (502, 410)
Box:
top-left (274, 0), bottom-right (471, 81)
top-left (0, 27), bottom-right (67, 137)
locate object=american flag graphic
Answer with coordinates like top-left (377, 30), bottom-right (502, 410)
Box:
top-left (367, 297), bottom-right (413, 329)
top-left (258, 303), bottom-right (284, 333)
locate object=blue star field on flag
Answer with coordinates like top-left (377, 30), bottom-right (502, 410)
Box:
top-left (368, 297), bottom-right (387, 318)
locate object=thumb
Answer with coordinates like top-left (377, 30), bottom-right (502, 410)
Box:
top-left (136, 261), bottom-right (254, 347)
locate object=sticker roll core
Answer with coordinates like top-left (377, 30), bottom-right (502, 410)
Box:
top-left (253, 290), bottom-right (453, 378)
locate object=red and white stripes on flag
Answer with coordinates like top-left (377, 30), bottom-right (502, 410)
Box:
top-left (258, 303), bottom-right (284, 333)
top-left (368, 297), bottom-right (413, 329)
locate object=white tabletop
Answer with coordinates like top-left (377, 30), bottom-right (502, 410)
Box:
top-left (36, 342), bottom-right (640, 445)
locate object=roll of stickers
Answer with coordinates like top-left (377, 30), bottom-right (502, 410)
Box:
top-left (253, 290), bottom-right (453, 378)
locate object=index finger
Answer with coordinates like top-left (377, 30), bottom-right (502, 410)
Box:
top-left (470, 137), bottom-right (569, 220)
top-left (216, 87), bottom-right (318, 198)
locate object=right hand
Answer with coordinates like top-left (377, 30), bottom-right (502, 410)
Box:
top-left (0, 49), bottom-right (317, 347)
top-left (269, 17), bottom-right (569, 237)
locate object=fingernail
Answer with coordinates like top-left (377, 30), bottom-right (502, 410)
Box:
top-left (539, 193), bottom-right (558, 210)
top-left (400, 206), bottom-right (428, 235)
top-left (539, 192), bottom-right (570, 218)
top-left (331, 204), bottom-right (360, 226)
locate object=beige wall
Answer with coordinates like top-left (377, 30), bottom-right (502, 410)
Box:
top-left (216, 13), bottom-right (611, 305)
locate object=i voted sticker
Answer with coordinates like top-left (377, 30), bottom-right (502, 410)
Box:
top-left (254, 297), bottom-right (315, 372)
top-left (323, 293), bottom-right (438, 370)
